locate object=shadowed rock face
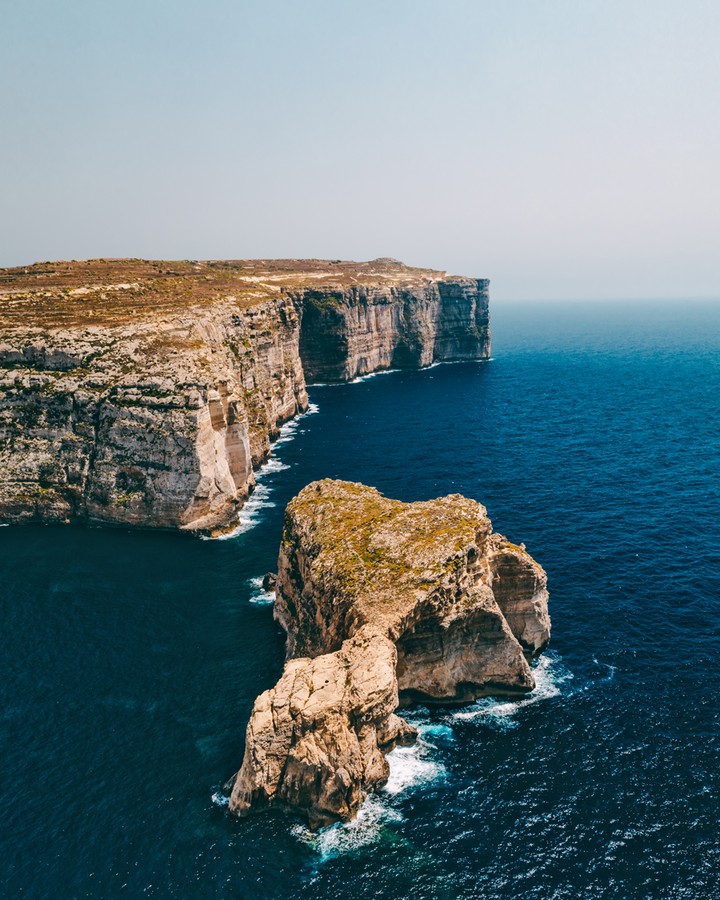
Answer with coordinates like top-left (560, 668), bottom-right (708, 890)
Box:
top-left (296, 278), bottom-right (489, 383)
top-left (0, 259), bottom-right (490, 532)
top-left (228, 480), bottom-right (550, 828)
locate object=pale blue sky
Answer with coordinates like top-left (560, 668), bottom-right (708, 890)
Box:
top-left (2, 0), bottom-right (719, 300)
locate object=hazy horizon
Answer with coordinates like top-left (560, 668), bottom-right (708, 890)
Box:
top-left (2, 0), bottom-right (719, 301)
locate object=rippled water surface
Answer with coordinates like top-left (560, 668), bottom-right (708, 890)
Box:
top-left (2, 301), bottom-right (719, 898)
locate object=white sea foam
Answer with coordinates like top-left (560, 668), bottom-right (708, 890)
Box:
top-left (419, 358), bottom-right (494, 371)
top-left (247, 575), bottom-right (275, 605)
top-left (288, 657), bottom-right (570, 858)
top-left (312, 359), bottom-right (493, 389)
top-left (206, 482), bottom-right (276, 541)
top-left (383, 738), bottom-right (446, 795)
top-left (449, 653), bottom-right (572, 730)
top-left (273, 401), bottom-right (319, 445)
top-left (211, 791), bottom-right (229, 809)
top-left (348, 368), bottom-right (401, 384)
top-left (259, 457), bottom-right (290, 474)
top-left (349, 359), bottom-right (491, 383)
top-left (291, 796), bottom-right (403, 861)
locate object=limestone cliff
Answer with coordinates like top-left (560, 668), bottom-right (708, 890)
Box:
top-left (228, 480), bottom-right (550, 828)
top-left (0, 258), bottom-right (490, 532)
top-left (296, 271), bottom-right (490, 382)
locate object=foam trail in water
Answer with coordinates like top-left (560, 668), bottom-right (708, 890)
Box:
top-left (383, 728), bottom-right (448, 795)
top-left (449, 653), bottom-right (572, 730)
top-left (348, 368), bottom-right (401, 384)
top-left (292, 796), bottom-right (402, 861)
top-left (247, 575), bottom-right (275, 605)
top-left (569, 656), bottom-right (616, 694)
top-left (592, 656), bottom-right (617, 682)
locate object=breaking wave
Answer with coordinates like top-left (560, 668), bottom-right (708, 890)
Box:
top-left (211, 790), bottom-right (229, 809)
top-left (349, 368), bottom-right (401, 384)
top-left (294, 656), bottom-right (573, 859)
top-left (273, 401), bottom-right (320, 445)
top-left (448, 652), bottom-right (573, 730)
top-left (293, 724), bottom-right (448, 860)
top-left (247, 575), bottom-right (275, 605)
top-left (383, 727), bottom-right (449, 795)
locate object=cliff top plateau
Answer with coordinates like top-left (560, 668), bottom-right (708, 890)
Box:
top-left (0, 257), bottom-right (476, 328)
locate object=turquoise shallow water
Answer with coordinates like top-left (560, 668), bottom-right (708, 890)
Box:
top-left (1, 300), bottom-right (719, 898)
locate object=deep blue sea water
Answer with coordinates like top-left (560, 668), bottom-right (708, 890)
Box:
top-left (2, 301), bottom-right (719, 899)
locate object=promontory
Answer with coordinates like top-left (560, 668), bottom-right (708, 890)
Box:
top-left (227, 480), bottom-right (550, 828)
top-left (0, 258), bottom-right (490, 532)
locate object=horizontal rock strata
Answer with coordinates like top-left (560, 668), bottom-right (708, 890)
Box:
top-left (0, 258), bottom-right (490, 532)
top-left (228, 480), bottom-right (550, 828)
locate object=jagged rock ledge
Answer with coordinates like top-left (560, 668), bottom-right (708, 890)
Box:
top-left (227, 479), bottom-right (550, 829)
top-left (0, 258), bottom-right (490, 532)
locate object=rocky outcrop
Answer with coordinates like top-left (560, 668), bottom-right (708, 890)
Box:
top-left (228, 626), bottom-right (412, 830)
top-left (228, 480), bottom-right (550, 827)
top-left (0, 258), bottom-right (490, 532)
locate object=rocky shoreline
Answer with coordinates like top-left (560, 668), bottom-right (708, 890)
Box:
top-left (0, 258), bottom-right (489, 532)
top-left (0, 258), bottom-right (551, 832)
top-left (227, 480), bottom-right (550, 829)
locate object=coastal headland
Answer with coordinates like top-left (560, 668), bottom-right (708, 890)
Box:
top-left (0, 258), bottom-right (489, 532)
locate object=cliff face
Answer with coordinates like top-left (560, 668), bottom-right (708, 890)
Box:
top-left (228, 480), bottom-right (550, 828)
top-left (296, 276), bottom-right (490, 382)
top-left (0, 258), bottom-right (490, 532)
top-left (0, 292), bottom-right (306, 532)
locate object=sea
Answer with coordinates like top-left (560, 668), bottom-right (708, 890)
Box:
top-left (1, 300), bottom-right (719, 899)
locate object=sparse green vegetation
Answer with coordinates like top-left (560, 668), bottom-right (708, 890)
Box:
top-left (0, 258), bottom-right (449, 329)
top-left (287, 480), bottom-right (485, 617)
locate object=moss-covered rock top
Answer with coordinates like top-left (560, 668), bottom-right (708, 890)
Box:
top-left (284, 479), bottom-right (491, 631)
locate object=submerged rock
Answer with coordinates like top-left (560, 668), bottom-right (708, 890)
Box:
top-left (228, 480), bottom-right (550, 828)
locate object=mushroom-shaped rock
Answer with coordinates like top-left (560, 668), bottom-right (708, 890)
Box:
top-left (227, 480), bottom-right (550, 827)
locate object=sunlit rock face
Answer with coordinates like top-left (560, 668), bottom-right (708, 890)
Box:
top-left (296, 275), bottom-right (490, 383)
top-left (0, 259), bottom-right (489, 533)
top-left (228, 480), bottom-right (550, 828)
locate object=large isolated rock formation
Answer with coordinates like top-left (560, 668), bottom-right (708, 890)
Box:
top-left (228, 480), bottom-right (550, 828)
top-left (0, 258), bottom-right (490, 532)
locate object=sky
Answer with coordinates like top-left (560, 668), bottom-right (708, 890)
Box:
top-left (2, 0), bottom-right (719, 300)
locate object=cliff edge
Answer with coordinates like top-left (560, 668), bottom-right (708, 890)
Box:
top-left (0, 258), bottom-right (490, 532)
top-left (227, 480), bottom-right (550, 828)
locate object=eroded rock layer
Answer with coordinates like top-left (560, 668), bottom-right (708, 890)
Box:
top-left (0, 258), bottom-right (490, 531)
top-left (228, 480), bottom-right (550, 827)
